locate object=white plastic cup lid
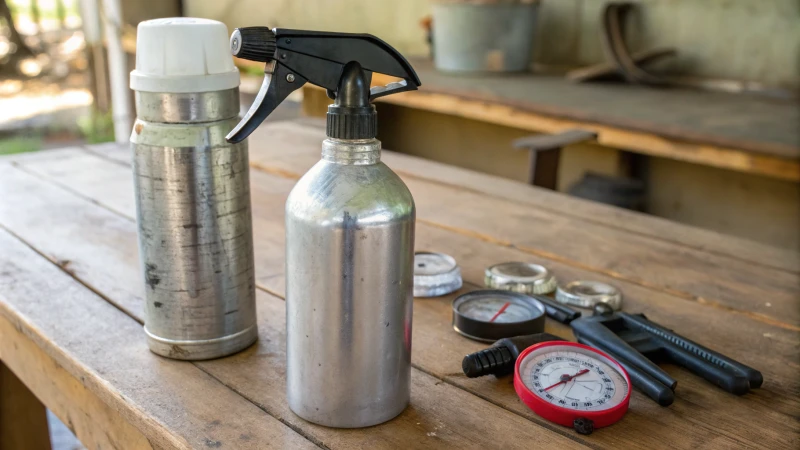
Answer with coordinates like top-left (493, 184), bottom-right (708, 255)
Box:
top-left (414, 252), bottom-right (463, 298)
top-left (130, 17), bottom-right (240, 93)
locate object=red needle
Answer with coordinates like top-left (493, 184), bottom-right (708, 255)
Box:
top-left (544, 369), bottom-right (590, 391)
top-left (489, 301), bottom-right (511, 323)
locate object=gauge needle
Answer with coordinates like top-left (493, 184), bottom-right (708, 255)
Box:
top-left (544, 369), bottom-right (590, 391)
top-left (489, 301), bottom-right (511, 322)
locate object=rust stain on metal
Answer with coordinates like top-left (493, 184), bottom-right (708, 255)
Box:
top-left (169, 344), bottom-right (190, 358)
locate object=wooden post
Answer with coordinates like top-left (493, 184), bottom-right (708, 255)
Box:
top-left (513, 129), bottom-right (598, 190)
top-left (0, 362), bottom-right (52, 450)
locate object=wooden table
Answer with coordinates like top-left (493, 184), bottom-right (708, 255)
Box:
top-left (0, 119), bottom-right (798, 449)
top-left (305, 59), bottom-right (800, 182)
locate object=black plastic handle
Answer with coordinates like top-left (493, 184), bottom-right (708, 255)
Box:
top-left (623, 313), bottom-right (763, 391)
top-left (529, 294), bottom-right (581, 324)
top-left (571, 316), bottom-right (677, 390)
top-left (273, 29), bottom-right (421, 89)
top-left (578, 336), bottom-right (674, 406)
top-left (227, 62), bottom-right (307, 143)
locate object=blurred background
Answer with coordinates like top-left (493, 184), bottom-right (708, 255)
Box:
top-left (0, 0), bottom-right (798, 246)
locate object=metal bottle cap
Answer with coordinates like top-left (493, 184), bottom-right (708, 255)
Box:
top-left (413, 252), bottom-right (462, 297)
top-left (556, 281), bottom-right (623, 310)
top-left (484, 262), bottom-right (557, 295)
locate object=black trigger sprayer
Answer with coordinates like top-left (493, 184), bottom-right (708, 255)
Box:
top-left (225, 27), bottom-right (421, 143)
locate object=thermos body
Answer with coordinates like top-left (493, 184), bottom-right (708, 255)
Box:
top-left (285, 138), bottom-right (415, 427)
top-left (131, 89), bottom-right (258, 360)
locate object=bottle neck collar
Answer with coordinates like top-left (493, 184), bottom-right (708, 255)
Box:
top-left (134, 88), bottom-right (239, 123)
top-left (321, 138), bottom-right (381, 165)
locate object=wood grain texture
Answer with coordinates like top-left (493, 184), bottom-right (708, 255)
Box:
top-left (3, 141), bottom-right (798, 448)
top-left (0, 318), bottom-right (152, 450)
top-left (401, 61), bottom-right (800, 158)
top-left (303, 59), bottom-right (800, 180)
top-left (0, 362), bottom-right (52, 450)
top-left (44, 143), bottom-right (800, 329)
top-left (0, 160), bottom-right (588, 449)
top-left (0, 222), bottom-right (317, 449)
top-left (83, 125), bottom-right (800, 274)
top-left (372, 87), bottom-right (800, 182)
top-left (198, 291), bottom-right (588, 450)
top-left (242, 123), bottom-right (800, 327)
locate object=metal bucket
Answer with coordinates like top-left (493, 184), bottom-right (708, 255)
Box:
top-left (432, 2), bottom-right (539, 73)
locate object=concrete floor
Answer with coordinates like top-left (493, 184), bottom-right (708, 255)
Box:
top-left (47, 411), bottom-right (84, 450)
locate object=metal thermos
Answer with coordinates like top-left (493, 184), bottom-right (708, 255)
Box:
top-left (226, 27), bottom-right (422, 427)
top-left (130, 18), bottom-right (257, 360)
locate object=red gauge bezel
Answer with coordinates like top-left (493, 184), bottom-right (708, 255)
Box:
top-left (513, 341), bottom-right (631, 428)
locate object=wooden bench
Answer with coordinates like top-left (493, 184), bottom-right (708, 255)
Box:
top-left (303, 59), bottom-right (800, 182)
top-left (0, 119), bottom-right (797, 449)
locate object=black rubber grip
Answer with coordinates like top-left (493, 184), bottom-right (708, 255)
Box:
top-left (462, 346), bottom-right (514, 378)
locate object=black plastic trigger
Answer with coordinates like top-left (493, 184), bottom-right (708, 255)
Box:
top-left (226, 63), bottom-right (307, 143)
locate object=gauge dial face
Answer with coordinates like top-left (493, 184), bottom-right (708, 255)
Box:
top-left (457, 295), bottom-right (536, 323)
top-left (518, 344), bottom-right (628, 412)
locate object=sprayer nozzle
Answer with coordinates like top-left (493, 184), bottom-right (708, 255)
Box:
top-left (231, 27), bottom-right (276, 62)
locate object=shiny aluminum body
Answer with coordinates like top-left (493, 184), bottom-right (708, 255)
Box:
top-left (131, 88), bottom-right (257, 360)
top-left (285, 138), bottom-right (415, 427)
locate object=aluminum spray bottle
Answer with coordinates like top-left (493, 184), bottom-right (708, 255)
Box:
top-left (226, 27), bottom-right (421, 427)
top-left (130, 18), bottom-right (257, 360)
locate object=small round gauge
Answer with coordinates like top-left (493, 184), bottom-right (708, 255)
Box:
top-left (514, 341), bottom-right (631, 430)
top-left (452, 290), bottom-right (546, 342)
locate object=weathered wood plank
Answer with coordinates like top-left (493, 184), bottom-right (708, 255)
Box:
top-left (0, 227), bottom-right (317, 450)
top-left (199, 290), bottom-right (588, 450)
top-left (0, 150), bottom-right (588, 449)
top-left (239, 170), bottom-right (800, 449)
top-left (241, 123), bottom-right (800, 327)
top-left (0, 362), bottom-right (52, 450)
top-left (76, 126), bottom-right (800, 274)
top-left (382, 60), bottom-right (800, 160)
top-left (1, 318), bottom-right (152, 450)
top-left (6, 147), bottom-right (799, 448)
top-left (361, 88), bottom-right (800, 182)
top-left (303, 71), bottom-right (800, 182)
top-left (245, 121), bottom-right (800, 273)
top-left (77, 129), bottom-right (800, 275)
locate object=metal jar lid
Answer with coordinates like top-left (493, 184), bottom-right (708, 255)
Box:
top-left (555, 281), bottom-right (623, 310)
top-left (413, 252), bottom-right (462, 297)
top-left (484, 262), bottom-right (557, 295)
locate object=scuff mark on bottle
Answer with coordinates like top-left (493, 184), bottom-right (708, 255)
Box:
top-left (145, 263), bottom-right (161, 290)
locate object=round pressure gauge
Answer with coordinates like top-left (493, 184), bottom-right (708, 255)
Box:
top-left (452, 290), bottom-right (546, 342)
top-left (514, 341), bottom-right (631, 431)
